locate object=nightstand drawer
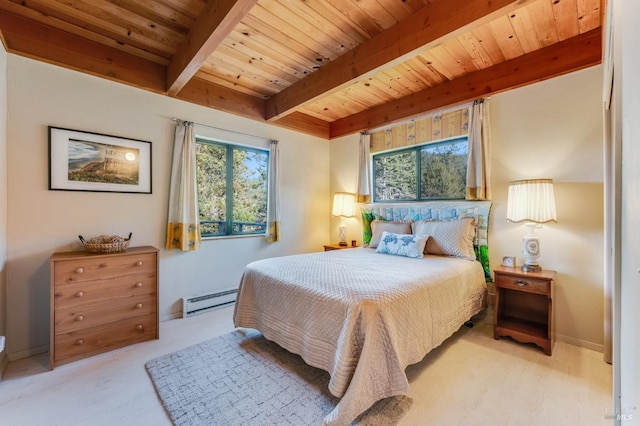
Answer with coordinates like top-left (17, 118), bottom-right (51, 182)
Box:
top-left (494, 273), bottom-right (549, 294)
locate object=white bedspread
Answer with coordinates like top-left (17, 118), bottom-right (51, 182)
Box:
top-left (233, 248), bottom-right (486, 425)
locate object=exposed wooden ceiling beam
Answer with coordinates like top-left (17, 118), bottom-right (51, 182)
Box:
top-left (175, 77), bottom-right (265, 121)
top-left (265, 0), bottom-right (531, 121)
top-left (271, 112), bottom-right (330, 139)
top-left (176, 77), bottom-right (329, 138)
top-left (330, 27), bottom-right (602, 139)
top-left (166, 0), bottom-right (258, 96)
top-left (0, 11), bottom-right (166, 93)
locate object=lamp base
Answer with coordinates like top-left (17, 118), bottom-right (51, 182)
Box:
top-left (521, 263), bottom-right (542, 273)
top-left (338, 219), bottom-right (348, 247)
top-left (521, 224), bottom-right (542, 273)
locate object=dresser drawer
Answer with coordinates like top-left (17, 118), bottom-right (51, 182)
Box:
top-left (53, 253), bottom-right (156, 285)
top-left (54, 274), bottom-right (156, 310)
top-left (55, 293), bottom-right (157, 333)
top-left (54, 313), bottom-right (158, 366)
top-left (494, 273), bottom-right (550, 295)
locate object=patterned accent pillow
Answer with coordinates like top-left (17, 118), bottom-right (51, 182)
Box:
top-left (412, 218), bottom-right (475, 260)
top-left (369, 220), bottom-right (412, 248)
top-left (375, 232), bottom-right (428, 259)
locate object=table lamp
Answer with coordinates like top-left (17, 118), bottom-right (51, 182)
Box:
top-left (332, 192), bottom-right (356, 246)
top-left (506, 179), bottom-right (557, 272)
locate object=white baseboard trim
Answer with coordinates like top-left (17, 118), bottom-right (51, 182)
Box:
top-left (160, 312), bottom-right (182, 322)
top-left (0, 352), bottom-right (8, 381)
top-left (7, 343), bottom-right (49, 362)
top-left (556, 333), bottom-right (604, 353)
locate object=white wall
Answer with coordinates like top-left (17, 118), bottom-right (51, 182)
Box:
top-left (5, 55), bottom-right (330, 360)
top-left (329, 133), bottom-right (361, 245)
top-left (617, 0), bottom-right (640, 416)
top-left (0, 39), bottom-right (8, 375)
top-left (330, 65), bottom-right (605, 350)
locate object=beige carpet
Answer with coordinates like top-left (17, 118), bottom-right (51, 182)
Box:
top-left (146, 329), bottom-right (412, 426)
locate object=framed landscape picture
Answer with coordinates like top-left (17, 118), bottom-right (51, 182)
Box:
top-left (48, 126), bottom-right (152, 193)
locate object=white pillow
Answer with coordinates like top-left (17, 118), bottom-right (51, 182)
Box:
top-left (369, 220), bottom-right (412, 248)
top-left (412, 218), bottom-right (475, 260)
top-left (375, 232), bottom-right (428, 259)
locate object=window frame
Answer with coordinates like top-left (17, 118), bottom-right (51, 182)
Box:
top-left (371, 136), bottom-right (469, 203)
top-left (195, 137), bottom-right (269, 239)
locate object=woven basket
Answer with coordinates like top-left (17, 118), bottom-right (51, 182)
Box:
top-left (79, 233), bottom-right (132, 253)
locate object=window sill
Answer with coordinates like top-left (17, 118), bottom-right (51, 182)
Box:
top-left (201, 233), bottom-right (265, 241)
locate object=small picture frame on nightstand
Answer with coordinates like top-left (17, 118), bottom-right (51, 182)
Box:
top-left (502, 256), bottom-right (516, 267)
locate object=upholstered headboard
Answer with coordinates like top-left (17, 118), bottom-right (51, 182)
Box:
top-left (361, 201), bottom-right (492, 280)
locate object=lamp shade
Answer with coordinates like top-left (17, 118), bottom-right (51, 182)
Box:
top-left (332, 192), bottom-right (356, 217)
top-left (506, 179), bottom-right (557, 224)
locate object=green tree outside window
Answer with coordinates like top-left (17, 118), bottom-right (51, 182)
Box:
top-left (196, 139), bottom-right (268, 237)
top-left (373, 137), bottom-right (467, 202)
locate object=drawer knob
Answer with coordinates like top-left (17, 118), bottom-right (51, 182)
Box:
top-left (75, 267), bottom-right (84, 274)
top-left (136, 261), bottom-right (143, 267)
top-left (75, 291), bottom-right (85, 298)
top-left (135, 303), bottom-right (143, 309)
top-left (76, 315), bottom-right (84, 321)
top-left (135, 282), bottom-right (143, 288)
top-left (75, 339), bottom-right (84, 346)
top-left (136, 324), bottom-right (144, 331)
top-left (514, 279), bottom-right (528, 287)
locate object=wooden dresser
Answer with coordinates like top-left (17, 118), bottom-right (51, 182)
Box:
top-left (50, 246), bottom-right (159, 369)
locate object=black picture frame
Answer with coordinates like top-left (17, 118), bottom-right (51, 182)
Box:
top-left (48, 126), bottom-right (152, 194)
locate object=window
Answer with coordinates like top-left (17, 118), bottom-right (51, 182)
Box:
top-left (373, 137), bottom-right (468, 201)
top-left (196, 138), bottom-right (269, 237)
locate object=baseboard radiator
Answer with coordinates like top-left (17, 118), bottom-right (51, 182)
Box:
top-left (182, 288), bottom-right (238, 318)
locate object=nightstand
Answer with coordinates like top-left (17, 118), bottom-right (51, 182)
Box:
top-left (323, 243), bottom-right (358, 251)
top-left (493, 266), bottom-right (556, 355)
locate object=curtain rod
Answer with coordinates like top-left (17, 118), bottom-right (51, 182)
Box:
top-left (170, 117), bottom-right (275, 143)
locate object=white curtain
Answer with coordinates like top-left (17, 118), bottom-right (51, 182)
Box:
top-left (466, 99), bottom-right (492, 200)
top-left (265, 140), bottom-right (280, 242)
top-left (165, 121), bottom-right (201, 251)
top-left (356, 133), bottom-right (371, 203)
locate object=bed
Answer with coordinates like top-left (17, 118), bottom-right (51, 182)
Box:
top-left (233, 201), bottom-right (492, 425)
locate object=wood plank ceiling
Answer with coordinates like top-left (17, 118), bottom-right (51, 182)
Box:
top-left (0, 0), bottom-right (602, 139)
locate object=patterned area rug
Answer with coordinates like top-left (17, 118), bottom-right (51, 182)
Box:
top-left (145, 329), bottom-right (412, 426)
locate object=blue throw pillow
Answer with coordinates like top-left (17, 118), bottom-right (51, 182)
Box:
top-left (375, 232), bottom-right (429, 259)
